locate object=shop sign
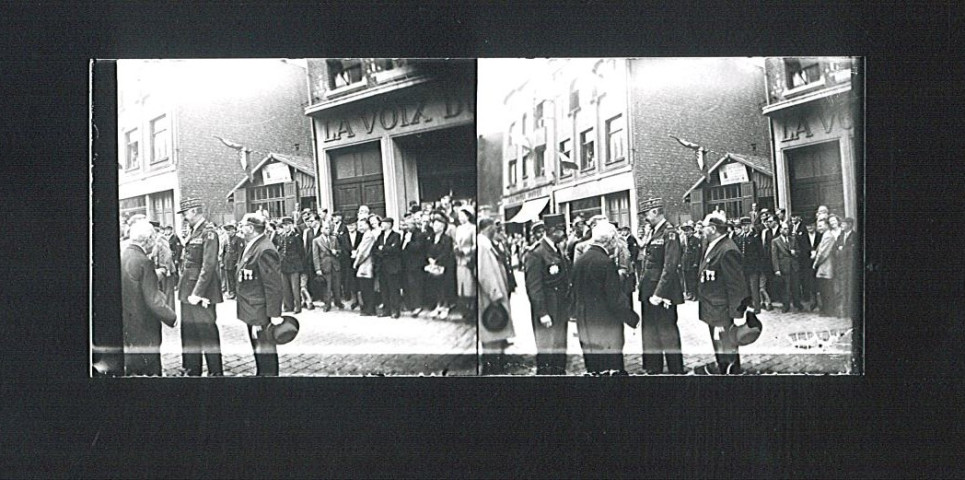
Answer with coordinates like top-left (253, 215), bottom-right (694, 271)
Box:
top-left (322, 95), bottom-right (473, 143)
top-left (718, 162), bottom-right (748, 186)
top-left (262, 162), bottom-right (292, 185)
top-left (781, 102), bottom-right (854, 142)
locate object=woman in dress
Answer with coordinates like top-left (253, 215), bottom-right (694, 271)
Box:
top-left (425, 213), bottom-right (456, 319)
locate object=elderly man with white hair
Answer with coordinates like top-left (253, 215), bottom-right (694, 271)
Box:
top-left (570, 221), bottom-right (640, 373)
top-left (121, 220), bottom-right (178, 376)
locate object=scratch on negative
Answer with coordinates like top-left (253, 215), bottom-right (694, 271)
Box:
top-left (91, 429), bottom-right (101, 448)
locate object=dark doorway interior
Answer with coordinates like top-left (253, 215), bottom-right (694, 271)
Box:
top-left (395, 124), bottom-right (476, 205)
top-left (787, 140), bottom-right (844, 220)
top-left (330, 141), bottom-right (386, 218)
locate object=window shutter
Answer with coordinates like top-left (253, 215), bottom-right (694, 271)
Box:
top-left (234, 188), bottom-right (247, 220)
top-left (283, 181), bottom-right (298, 217)
top-left (690, 188), bottom-right (704, 221)
top-left (740, 181), bottom-right (755, 217)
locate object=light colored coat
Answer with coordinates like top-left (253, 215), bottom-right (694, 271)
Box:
top-left (353, 230), bottom-right (377, 279)
top-left (813, 232), bottom-right (835, 279)
top-left (477, 234), bottom-right (514, 343)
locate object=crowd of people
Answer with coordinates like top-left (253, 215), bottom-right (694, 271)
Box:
top-left (477, 198), bottom-right (858, 375)
top-left (118, 194), bottom-right (478, 377)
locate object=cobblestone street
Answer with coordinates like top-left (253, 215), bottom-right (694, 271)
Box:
top-left (501, 271), bottom-right (855, 375)
top-left (159, 300), bottom-right (477, 376)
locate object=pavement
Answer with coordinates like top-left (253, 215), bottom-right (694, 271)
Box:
top-left (159, 299), bottom-right (477, 377)
top-left (499, 270), bottom-right (855, 375)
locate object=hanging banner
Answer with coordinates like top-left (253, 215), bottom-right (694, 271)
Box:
top-left (262, 162), bottom-right (292, 185)
top-left (718, 162), bottom-right (749, 186)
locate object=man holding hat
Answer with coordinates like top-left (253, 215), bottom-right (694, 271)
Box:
top-left (176, 197), bottom-right (224, 376)
top-left (235, 213), bottom-right (285, 376)
top-left (637, 198), bottom-right (685, 374)
top-left (695, 211), bottom-right (751, 375)
top-left (523, 213), bottom-right (572, 375)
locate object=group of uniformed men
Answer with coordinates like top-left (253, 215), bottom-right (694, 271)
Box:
top-left (521, 197), bottom-right (762, 375)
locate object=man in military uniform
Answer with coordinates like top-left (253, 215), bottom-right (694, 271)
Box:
top-left (221, 223), bottom-right (245, 300)
top-left (680, 222), bottom-right (701, 301)
top-left (637, 198), bottom-right (684, 374)
top-left (524, 214), bottom-right (572, 375)
top-left (734, 217), bottom-right (766, 314)
top-left (176, 198), bottom-right (224, 376)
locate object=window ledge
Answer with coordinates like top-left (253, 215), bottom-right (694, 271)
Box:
top-left (784, 77), bottom-right (826, 98)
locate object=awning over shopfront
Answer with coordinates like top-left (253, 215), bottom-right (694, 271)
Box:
top-left (506, 196), bottom-right (549, 224)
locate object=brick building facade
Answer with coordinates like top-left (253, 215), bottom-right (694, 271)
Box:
top-left (118, 59), bottom-right (312, 232)
top-left (495, 58), bottom-right (771, 235)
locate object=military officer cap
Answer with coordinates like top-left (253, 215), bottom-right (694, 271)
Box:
top-left (739, 217), bottom-right (752, 225)
top-left (177, 197), bottom-right (202, 214)
top-left (240, 213), bottom-right (265, 228)
top-left (640, 197), bottom-right (664, 212)
top-left (542, 213), bottom-right (566, 233)
top-left (281, 216), bottom-right (294, 225)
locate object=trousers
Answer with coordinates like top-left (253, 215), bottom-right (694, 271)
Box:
top-left (641, 298), bottom-right (683, 374)
top-left (709, 324), bottom-right (740, 374)
top-left (180, 302), bottom-right (223, 376)
top-left (246, 323), bottom-right (278, 376)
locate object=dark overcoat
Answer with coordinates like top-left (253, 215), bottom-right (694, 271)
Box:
top-left (374, 230), bottom-right (403, 275)
top-left (235, 235), bottom-right (284, 327)
top-left (571, 244), bottom-right (638, 353)
top-left (401, 230), bottom-right (428, 273)
top-left (697, 236), bottom-right (750, 327)
top-left (524, 238), bottom-right (572, 321)
top-left (121, 244), bottom-right (177, 375)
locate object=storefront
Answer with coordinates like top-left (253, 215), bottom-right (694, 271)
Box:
top-left (226, 153), bottom-right (316, 220)
top-left (307, 80), bottom-right (475, 221)
top-left (553, 169), bottom-right (637, 233)
top-left (682, 153), bottom-right (774, 221)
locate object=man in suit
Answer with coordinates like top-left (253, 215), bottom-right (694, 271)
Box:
top-left (401, 215), bottom-right (428, 315)
top-left (165, 224), bottom-right (183, 285)
top-left (221, 223), bottom-right (245, 300)
top-left (312, 220), bottom-right (341, 312)
top-left (759, 214), bottom-right (779, 309)
top-left (835, 217), bottom-right (857, 317)
top-left (694, 212), bottom-right (751, 375)
top-left (734, 217), bottom-right (766, 314)
top-left (235, 213), bottom-right (285, 376)
top-left (339, 217), bottom-right (362, 310)
top-left (176, 198), bottom-right (224, 376)
top-left (302, 213), bottom-right (326, 308)
top-left (276, 217), bottom-right (309, 314)
top-left (374, 217), bottom-right (403, 318)
top-left (772, 222), bottom-right (803, 312)
top-left (637, 197), bottom-right (685, 374)
top-left (804, 220), bottom-right (822, 310)
top-left (149, 221), bottom-right (176, 311)
top-left (524, 214), bottom-right (571, 375)
top-left (680, 222), bottom-right (701, 302)
top-left (122, 220), bottom-right (178, 376)
top-left (571, 221), bottom-right (640, 373)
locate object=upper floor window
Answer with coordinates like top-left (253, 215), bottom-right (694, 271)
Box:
top-left (124, 129), bottom-right (140, 171)
top-left (534, 146), bottom-right (545, 178)
top-left (786, 58), bottom-right (822, 89)
top-left (521, 113), bottom-right (528, 135)
top-left (580, 128), bottom-right (595, 171)
top-left (559, 138), bottom-right (573, 177)
top-left (327, 58), bottom-right (365, 89)
top-left (508, 159), bottom-right (518, 186)
top-left (605, 114), bottom-right (626, 164)
top-left (534, 101), bottom-right (544, 128)
top-left (150, 115), bottom-right (170, 164)
top-left (522, 152), bottom-right (530, 179)
top-left (569, 87), bottom-right (580, 112)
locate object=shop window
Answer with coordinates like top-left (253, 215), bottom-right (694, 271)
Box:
top-left (580, 128), bottom-right (595, 171)
top-left (706, 184), bottom-right (744, 219)
top-left (534, 146), bottom-right (545, 178)
top-left (327, 58), bottom-right (365, 89)
top-left (125, 129), bottom-right (140, 171)
top-left (534, 101), bottom-right (544, 128)
top-left (120, 196), bottom-right (147, 222)
top-left (508, 159), bottom-right (517, 186)
top-left (559, 138), bottom-right (573, 178)
top-left (150, 190), bottom-right (175, 228)
top-left (605, 192), bottom-right (631, 229)
top-left (248, 184), bottom-right (286, 219)
top-left (605, 114), bottom-right (626, 164)
top-left (785, 58), bottom-right (823, 89)
top-left (569, 197), bottom-right (602, 221)
top-left (150, 115), bottom-right (170, 164)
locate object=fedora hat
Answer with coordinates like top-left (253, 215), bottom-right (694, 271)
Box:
top-left (732, 310), bottom-right (763, 346)
top-left (481, 302), bottom-right (509, 331)
top-left (268, 315), bottom-right (300, 344)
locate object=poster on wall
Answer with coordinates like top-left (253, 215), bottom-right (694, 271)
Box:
top-left (718, 162), bottom-right (749, 186)
top-left (262, 162), bottom-right (292, 185)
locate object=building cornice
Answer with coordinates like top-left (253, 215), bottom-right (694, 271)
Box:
top-left (762, 83), bottom-right (852, 116)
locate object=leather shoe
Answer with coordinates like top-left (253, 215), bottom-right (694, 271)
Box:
top-left (693, 363), bottom-right (721, 375)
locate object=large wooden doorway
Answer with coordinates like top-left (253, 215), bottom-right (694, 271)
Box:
top-left (787, 141), bottom-right (844, 220)
top-left (330, 142), bottom-right (386, 218)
